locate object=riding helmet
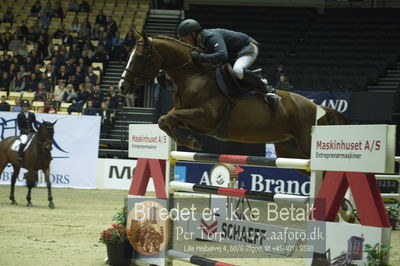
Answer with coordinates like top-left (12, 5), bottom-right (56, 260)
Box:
top-left (177, 19), bottom-right (202, 39)
top-left (21, 99), bottom-right (30, 107)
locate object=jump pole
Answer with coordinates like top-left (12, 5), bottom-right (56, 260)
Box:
top-left (166, 250), bottom-right (236, 266)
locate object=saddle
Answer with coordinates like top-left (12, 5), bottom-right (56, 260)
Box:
top-left (216, 64), bottom-right (261, 99)
top-left (11, 134), bottom-right (36, 152)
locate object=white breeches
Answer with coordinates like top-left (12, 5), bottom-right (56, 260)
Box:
top-left (232, 44), bottom-right (259, 79)
top-left (20, 135), bottom-right (28, 144)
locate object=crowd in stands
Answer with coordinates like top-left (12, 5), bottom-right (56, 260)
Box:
top-left (0, 0), bottom-right (137, 118)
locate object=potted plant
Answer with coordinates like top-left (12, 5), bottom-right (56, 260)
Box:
top-left (364, 243), bottom-right (391, 266)
top-left (386, 206), bottom-right (399, 230)
top-left (99, 207), bottom-right (132, 266)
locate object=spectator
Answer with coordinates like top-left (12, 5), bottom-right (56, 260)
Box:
top-left (38, 72), bottom-right (52, 91)
top-left (105, 16), bottom-right (118, 38)
top-left (79, 0), bottom-right (90, 13)
top-left (84, 76), bottom-right (94, 91)
top-left (92, 45), bottom-right (107, 65)
top-left (91, 24), bottom-right (102, 40)
top-left (44, 2), bottom-right (55, 18)
top-left (271, 64), bottom-right (286, 88)
top-left (30, 1), bottom-right (42, 17)
top-left (110, 32), bottom-right (123, 61)
top-left (122, 30), bottom-right (136, 61)
top-left (39, 9), bottom-right (51, 30)
top-left (34, 83), bottom-right (47, 101)
top-left (74, 65), bottom-right (85, 85)
top-left (8, 35), bottom-right (22, 51)
top-left (20, 20), bottom-right (29, 36)
top-left (79, 17), bottom-right (91, 39)
top-left (95, 9), bottom-right (107, 27)
top-left (63, 30), bottom-right (74, 46)
top-left (17, 43), bottom-right (30, 58)
top-left (0, 96), bottom-right (10, 111)
top-left (63, 84), bottom-right (77, 103)
top-left (56, 65), bottom-right (69, 84)
top-left (68, 0), bottom-right (80, 12)
top-left (8, 63), bottom-right (17, 80)
top-left (46, 92), bottom-right (58, 109)
top-left (99, 101), bottom-right (114, 131)
top-left (275, 75), bottom-right (291, 91)
top-left (53, 1), bottom-right (64, 19)
top-left (0, 34), bottom-right (9, 50)
top-left (104, 93), bottom-right (117, 109)
top-left (11, 73), bottom-right (26, 92)
top-left (71, 17), bottom-right (81, 33)
top-left (92, 85), bottom-right (103, 107)
top-left (38, 100), bottom-right (56, 113)
top-left (12, 98), bottom-right (22, 112)
top-left (86, 66), bottom-right (97, 85)
top-left (54, 83), bottom-right (66, 103)
top-left (0, 72), bottom-right (11, 91)
top-left (83, 100), bottom-right (97, 115)
top-left (53, 24), bottom-right (66, 39)
top-left (68, 43), bottom-right (81, 59)
top-left (3, 7), bottom-right (14, 23)
top-left (37, 34), bottom-right (48, 59)
top-left (65, 58), bottom-right (76, 75)
top-left (25, 73), bottom-right (39, 92)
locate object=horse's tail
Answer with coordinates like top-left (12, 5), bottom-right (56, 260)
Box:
top-left (320, 106), bottom-right (348, 125)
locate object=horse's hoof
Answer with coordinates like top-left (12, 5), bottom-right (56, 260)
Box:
top-left (11, 200), bottom-right (17, 205)
top-left (27, 203), bottom-right (33, 207)
top-left (49, 202), bottom-right (55, 209)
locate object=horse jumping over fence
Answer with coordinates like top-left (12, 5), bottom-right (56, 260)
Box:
top-left (119, 30), bottom-right (346, 159)
top-left (0, 121), bottom-right (55, 208)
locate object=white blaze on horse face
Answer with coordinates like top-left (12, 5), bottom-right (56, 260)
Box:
top-left (119, 48), bottom-right (136, 90)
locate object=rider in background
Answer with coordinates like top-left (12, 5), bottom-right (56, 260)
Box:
top-left (16, 99), bottom-right (38, 161)
top-left (177, 19), bottom-right (280, 107)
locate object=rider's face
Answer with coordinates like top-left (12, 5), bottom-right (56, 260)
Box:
top-left (182, 35), bottom-right (194, 46)
top-left (23, 105), bottom-right (29, 112)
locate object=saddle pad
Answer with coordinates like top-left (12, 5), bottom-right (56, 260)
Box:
top-left (11, 134), bottom-right (36, 152)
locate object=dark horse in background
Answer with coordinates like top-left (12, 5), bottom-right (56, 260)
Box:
top-left (0, 121), bottom-right (55, 208)
top-left (119, 30), bottom-right (346, 160)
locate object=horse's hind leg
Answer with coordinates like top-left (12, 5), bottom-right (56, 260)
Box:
top-left (44, 168), bottom-right (54, 209)
top-left (26, 171), bottom-right (36, 207)
top-left (9, 165), bottom-right (20, 205)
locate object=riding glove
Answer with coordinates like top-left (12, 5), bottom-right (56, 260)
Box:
top-left (191, 50), bottom-right (201, 61)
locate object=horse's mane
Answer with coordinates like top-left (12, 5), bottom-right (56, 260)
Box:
top-left (152, 35), bottom-right (194, 50)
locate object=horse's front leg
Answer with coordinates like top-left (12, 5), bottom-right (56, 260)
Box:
top-left (25, 171), bottom-right (36, 207)
top-left (9, 166), bottom-right (20, 205)
top-left (44, 168), bottom-right (54, 209)
top-left (158, 108), bottom-right (213, 150)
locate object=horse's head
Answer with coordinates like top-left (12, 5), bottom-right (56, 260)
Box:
top-left (38, 120), bottom-right (56, 151)
top-left (119, 30), bottom-right (163, 95)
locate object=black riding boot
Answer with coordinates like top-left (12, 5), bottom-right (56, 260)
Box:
top-left (242, 69), bottom-right (281, 107)
top-left (17, 144), bottom-right (25, 161)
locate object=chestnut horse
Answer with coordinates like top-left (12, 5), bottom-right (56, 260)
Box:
top-left (119, 31), bottom-right (346, 159)
top-left (0, 121), bottom-right (55, 208)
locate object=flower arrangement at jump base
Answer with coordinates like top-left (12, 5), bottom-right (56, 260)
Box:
top-left (99, 206), bottom-right (132, 266)
top-left (99, 224), bottom-right (126, 245)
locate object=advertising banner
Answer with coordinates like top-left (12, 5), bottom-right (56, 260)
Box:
top-left (311, 125), bottom-right (396, 173)
top-left (294, 90), bottom-right (351, 118)
top-left (0, 112), bottom-right (100, 188)
top-left (128, 124), bottom-right (173, 160)
top-left (99, 158), bottom-right (155, 191)
top-left (175, 162), bottom-right (310, 196)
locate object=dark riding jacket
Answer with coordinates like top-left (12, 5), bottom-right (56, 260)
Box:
top-left (17, 111), bottom-right (38, 135)
top-left (196, 28), bottom-right (258, 64)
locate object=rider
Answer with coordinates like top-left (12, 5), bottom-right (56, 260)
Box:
top-left (16, 100), bottom-right (38, 161)
top-left (177, 19), bottom-right (280, 107)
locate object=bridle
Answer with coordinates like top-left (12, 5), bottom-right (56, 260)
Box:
top-left (122, 42), bottom-right (195, 85)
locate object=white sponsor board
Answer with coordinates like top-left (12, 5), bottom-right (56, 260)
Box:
top-left (128, 124), bottom-right (173, 159)
top-left (0, 112), bottom-right (100, 188)
top-left (311, 125), bottom-right (396, 173)
top-left (307, 221), bottom-right (391, 266)
top-left (98, 158), bottom-right (155, 191)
